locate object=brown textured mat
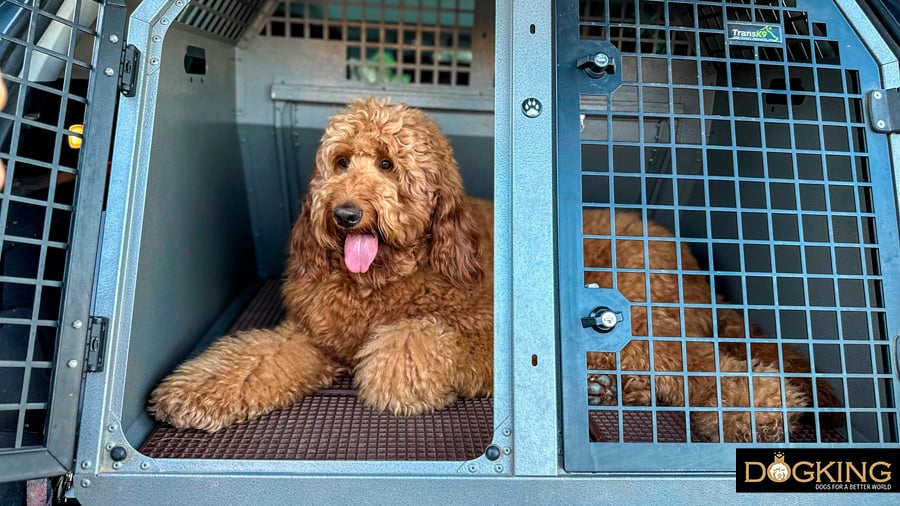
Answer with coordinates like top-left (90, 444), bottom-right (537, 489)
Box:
top-left (588, 410), bottom-right (847, 443)
top-left (139, 279), bottom-right (494, 461)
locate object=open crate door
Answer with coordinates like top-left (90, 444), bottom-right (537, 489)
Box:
top-left (0, 0), bottom-right (126, 482)
top-left (556, 0), bottom-right (900, 472)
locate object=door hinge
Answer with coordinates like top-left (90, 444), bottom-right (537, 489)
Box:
top-left (118, 44), bottom-right (140, 97)
top-left (867, 88), bottom-right (900, 133)
top-left (85, 316), bottom-right (109, 372)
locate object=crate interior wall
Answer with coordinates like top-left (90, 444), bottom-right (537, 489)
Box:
top-left (93, 0), bottom-right (499, 459)
top-left (557, 0), bottom-right (900, 472)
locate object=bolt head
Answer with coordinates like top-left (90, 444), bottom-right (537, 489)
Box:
top-left (103, 67), bottom-right (114, 76)
top-left (876, 120), bottom-right (886, 129)
top-left (72, 320), bottom-right (83, 329)
top-left (592, 52), bottom-right (610, 67)
top-left (599, 311), bottom-right (618, 328)
top-left (484, 444), bottom-right (502, 461)
top-left (67, 359), bottom-right (78, 368)
top-left (873, 91), bottom-right (883, 100)
top-left (109, 34), bottom-right (119, 43)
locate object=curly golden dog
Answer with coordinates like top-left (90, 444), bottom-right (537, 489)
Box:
top-left (150, 99), bottom-right (838, 441)
top-left (150, 99), bottom-right (493, 431)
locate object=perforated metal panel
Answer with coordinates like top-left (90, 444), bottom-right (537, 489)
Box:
top-left (557, 0), bottom-right (900, 472)
top-left (0, 0), bottom-right (123, 481)
top-left (177, 0), bottom-right (269, 41)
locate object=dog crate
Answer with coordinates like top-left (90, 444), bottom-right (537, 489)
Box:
top-left (1, 0), bottom-right (899, 503)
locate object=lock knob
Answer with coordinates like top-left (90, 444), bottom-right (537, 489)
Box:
top-left (577, 52), bottom-right (616, 79)
top-left (581, 306), bottom-right (623, 333)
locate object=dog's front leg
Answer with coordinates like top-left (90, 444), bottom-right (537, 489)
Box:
top-left (149, 323), bottom-right (341, 431)
top-left (353, 317), bottom-right (492, 415)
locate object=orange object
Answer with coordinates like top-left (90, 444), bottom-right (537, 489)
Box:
top-left (68, 124), bottom-right (84, 149)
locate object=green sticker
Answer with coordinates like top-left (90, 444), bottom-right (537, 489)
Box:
top-left (728, 23), bottom-right (783, 44)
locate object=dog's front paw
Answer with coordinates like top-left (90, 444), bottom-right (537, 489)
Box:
top-left (353, 319), bottom-right (459, 415)
top-left (149, 367), bottom-right (251, 432)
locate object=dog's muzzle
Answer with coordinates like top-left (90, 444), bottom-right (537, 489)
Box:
top-left (333, 202), bottom-right (363, 228)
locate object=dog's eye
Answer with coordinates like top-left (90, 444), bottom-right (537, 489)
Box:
top-left (337, 157), bottom-right (350, 170)
top-left (379, 159), bottom-right (394, 171)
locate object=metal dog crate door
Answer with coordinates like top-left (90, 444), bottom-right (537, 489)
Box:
top-left (557, 0), bottom-right (900, 472)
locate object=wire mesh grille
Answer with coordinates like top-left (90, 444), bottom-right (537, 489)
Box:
top-left (262, 0), bottom-right (475, 86)
top-left (0, 0), bottom-right (96, 451)
top-left (177, 0), bottom-right (268, 41)
top-left (565, 0), bottom-right (898, 451)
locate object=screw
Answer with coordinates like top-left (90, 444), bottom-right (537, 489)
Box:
top-left (104, 67), bottom-right (114, 76)
top-left (873, 91), bottom-right (883, 100)
top-left (109, 35), bottom-right (119, 43)
top-left (80, 479), bottom-right (91, 488)
top-left (72, 320), bottom-right (83, 329)
top-left (876, 120), bottom-right (886, 129)
top-left (67, 359), bottom-right (78, 368)
top-left (592, 52), bottom-right (610, 68)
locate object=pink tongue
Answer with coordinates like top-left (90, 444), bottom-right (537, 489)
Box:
top-left (344, 234), bottom-right (379, 273)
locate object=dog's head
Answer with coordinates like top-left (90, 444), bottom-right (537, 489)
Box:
top-left (289, 98), bottom-right (481, 287)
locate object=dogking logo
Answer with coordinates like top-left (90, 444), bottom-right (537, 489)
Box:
top-left (737, 449), bottom-right (898, 493)
top-left (727, 23), bottom-right (783, 44)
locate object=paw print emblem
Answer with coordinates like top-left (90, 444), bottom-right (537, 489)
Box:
top-left (522, 98), bottom-right (542, 118)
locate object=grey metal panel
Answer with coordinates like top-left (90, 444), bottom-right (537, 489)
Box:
top-left (121, 23), bottom-right (256, 441)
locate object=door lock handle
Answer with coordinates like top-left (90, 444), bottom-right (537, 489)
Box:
top-left (577, 52), bottom-right (616, 79)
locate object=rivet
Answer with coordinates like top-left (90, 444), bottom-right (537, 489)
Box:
top-left (876, 120), bottom-right (886, 129)
top-left (112, 461), bottom-right (121, 469)
top-left (873, 91), bottom-right (883, 100)
top-left (81, 461), bottom-right (91, 469)
top-left (107, 423), bottom-right (117, 432)
top-left (109, 34), bottom-right (119, 43)
top-left (176, 0), bottom-right (185, 5)
top-left (80, 479), bottom-right (91, 488)
top-left (494, 464), bottom-right (504, 473)
top-left (72, 320), bottom-right (83, 329)
top-left (104, 67), bottom-right (114, 77)
top-left (503, 447), bottom-right (511, 455)
top-left (502, 428), bottom-right (511, 437)
top-left (467, 464), bottom-right (477, 473)
top-left (67, 359), bottom-right (78, 368)
top-left (153, 36), bottom-right (162, 43)
top-left (592, 52), bottom-right (610, 68)
top-left (106, 443), bottom-right (114, 450)
top-left (140, 462), bottom-right (150, 470)
top-left (150, 58), bottom-right (159, 66)
top-left (161, 18), bottom-right (169, 25)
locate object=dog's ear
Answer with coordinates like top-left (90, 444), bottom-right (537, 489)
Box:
top-left (430, 191), bottom-right (483, 287)
top-left (288, 195), bottom-right (328, 278)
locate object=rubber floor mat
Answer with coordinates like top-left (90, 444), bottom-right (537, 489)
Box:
top-left (139, 279), bottom-right (494, 460)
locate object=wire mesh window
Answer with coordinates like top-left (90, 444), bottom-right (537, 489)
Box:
top-left (262, 0), bottom-right (475, 86)
top-left (572, 0), bottom-right (897, 446)
top-left (0, 0), bottom-right (95, 451)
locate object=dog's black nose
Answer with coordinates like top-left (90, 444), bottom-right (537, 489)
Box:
top-left (333, 203), bottom-right (363, 228)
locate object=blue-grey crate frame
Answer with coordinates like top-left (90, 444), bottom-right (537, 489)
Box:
top-left (0, 0), bottom-right (123, 482)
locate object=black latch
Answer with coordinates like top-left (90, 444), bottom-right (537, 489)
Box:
top-left (85, 316), bottom-right (109, 372)
top-left (118, 44), bottom-right (140, 97)
top-left (867, 88), bottom-right (900, 134)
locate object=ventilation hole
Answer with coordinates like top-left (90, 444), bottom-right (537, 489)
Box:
top-left (531, 354), bottom-right (538, 367)
top-left (530, 24), bottom-right (535, 34)
top-left (183, 46), bottom-right (207, 75)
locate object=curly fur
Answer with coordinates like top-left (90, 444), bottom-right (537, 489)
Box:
top-left (150, 99), bottom-right (493, 431)
top-left (150, 99), bottom-right (840, 441)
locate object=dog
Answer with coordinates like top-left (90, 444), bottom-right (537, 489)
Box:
top-left (150, 99), bottom-right (838, 441)
top-left (150, 99), bottom-right (494, 431)
top-left (583, 209), bottom-right (841, 442)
